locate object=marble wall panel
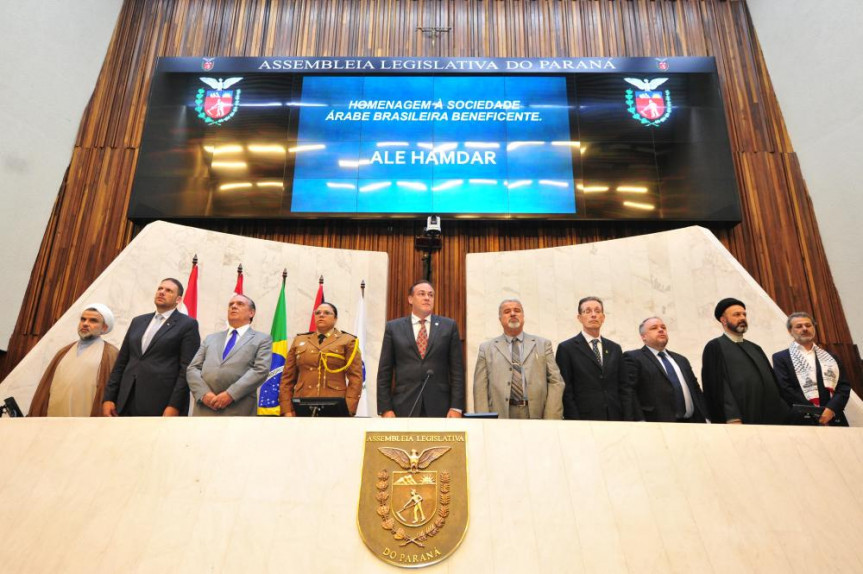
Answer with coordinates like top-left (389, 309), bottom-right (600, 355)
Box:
top-left (0, 221), bottom-right (389, 416)
top-left (465, 225), bottom-right (863, 422)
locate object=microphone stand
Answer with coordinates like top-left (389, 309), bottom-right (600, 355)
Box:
top-left (407, 370), bottom-right (434, 418)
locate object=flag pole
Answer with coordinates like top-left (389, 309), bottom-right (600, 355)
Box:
top-left (257, 267), bottom-right (288, 416)
top-left (354, 278), bottom-right (369, 417)
top-left (181, 254), bottom-right (199, 318)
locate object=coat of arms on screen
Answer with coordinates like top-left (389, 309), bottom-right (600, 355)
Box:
top-left (624, 77), bottom-right (672, 127)
top-left (195, 77), bottom-right (242, 125)
top-left (358, 432), bottom-right (468, 568)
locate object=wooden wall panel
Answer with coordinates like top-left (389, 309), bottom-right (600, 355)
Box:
top-left (2, 0), bottom-right (859, 393)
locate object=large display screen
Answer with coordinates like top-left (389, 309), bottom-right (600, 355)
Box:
top-left (292, 76), bottom-right (574, 214)
top-left (129, 57), bottom-right (741, 222)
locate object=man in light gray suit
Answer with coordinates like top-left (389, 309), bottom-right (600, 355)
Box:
top-left (473, 299), bottom-right (564, 419)
top-left (187, 294), bottom-right (272, 416)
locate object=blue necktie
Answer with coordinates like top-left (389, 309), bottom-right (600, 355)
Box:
top-left (222, 329), bottom-right (238, 360)
top-left (658, 351), bottom-right (686, 418)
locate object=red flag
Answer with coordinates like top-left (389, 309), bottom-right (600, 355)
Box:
top-left (234, 266), bottom-right (244, 295)
top-left (184, 261), bottom-right (199, 318)
top-left (308, 280), bottom-right (324, 331)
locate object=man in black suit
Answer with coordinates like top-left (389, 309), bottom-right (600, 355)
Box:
top-left (376, 279), bottom-right (465, 418)
top-left (102, 278), bottom-right (200, 417)
top-left (772, 312), bottom-right (851, 426)
top-left (555, 296), bottom-right (629, 420)
top-left (623, 317), bottom-right (709, 423)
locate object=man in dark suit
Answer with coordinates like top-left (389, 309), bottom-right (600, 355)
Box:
top-left (555, 296), bottom-right (629, 420)
top-left (377, 279), bottom-right (465, 418)
top-left (623, 317), bottom-right (709, 423)
top-left (772, 312), bottom-right (851, 426)
top-left (102, 278), bottom-right (200, 417)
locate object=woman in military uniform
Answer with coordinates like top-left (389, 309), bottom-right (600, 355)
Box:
top-left (279, 302), bottom-right (363, 416)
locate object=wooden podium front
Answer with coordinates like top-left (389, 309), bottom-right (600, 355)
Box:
top-left (1, 417), bottom-right (861, 573)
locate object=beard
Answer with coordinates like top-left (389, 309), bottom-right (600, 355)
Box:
top-left (729, 320), bottom-right (748, 334)
top-left (507, 319), bottom-right (521, 330)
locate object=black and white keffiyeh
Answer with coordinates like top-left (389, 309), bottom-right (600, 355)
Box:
top-left (789, 342), bottom-right (839, 405)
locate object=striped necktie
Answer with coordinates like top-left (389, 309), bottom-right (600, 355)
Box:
top-left (511, 338), bottom-right (524, 402)
top-left (591, 338), bottom-right (602, 365)
top-left (658, 351), bottom-right (686, 418)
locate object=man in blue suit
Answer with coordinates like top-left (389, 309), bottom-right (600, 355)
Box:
top-left (103, 278), bottom-right (200, 416)
top-left (377, 280), bottom-right (465, 418)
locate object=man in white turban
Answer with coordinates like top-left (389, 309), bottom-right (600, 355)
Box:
top-left (28, 304), bottom-right (119, 417)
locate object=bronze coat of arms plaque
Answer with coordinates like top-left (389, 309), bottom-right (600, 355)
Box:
top-left (357, 432), bottom-right (468, 568)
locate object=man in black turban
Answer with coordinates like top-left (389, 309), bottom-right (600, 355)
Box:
top-left (701, 298), bottom-right (789, 424)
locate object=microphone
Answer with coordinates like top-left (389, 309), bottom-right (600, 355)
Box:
top-left (407, 369), bottom-right (434, 418)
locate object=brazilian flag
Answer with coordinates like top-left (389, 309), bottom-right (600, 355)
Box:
top-left (257, 282), bottom-right (287, 415)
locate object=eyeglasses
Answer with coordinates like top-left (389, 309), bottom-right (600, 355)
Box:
top-left (580, 307), bottom-right (604, 315)
top-left (314, 310), bottom-right (334, 316)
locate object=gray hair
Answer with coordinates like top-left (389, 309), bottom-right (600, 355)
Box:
top-left (498, 298), bottom-right (524, 316)
top-left (786, 312), bottom-right (814, 330)
top-left (232, 293), bottom-right (256, 312)
top-left (638, 316), bottom-right (662, 335)
top-left (231, 294), bottom-right (257, 322)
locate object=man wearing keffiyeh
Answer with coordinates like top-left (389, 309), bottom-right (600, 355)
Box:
top-left (772, 312), bottom-right (851, 426)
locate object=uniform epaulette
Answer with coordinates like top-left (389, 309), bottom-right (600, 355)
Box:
top-left (297, 331), bottom-right (315, 336)
top-left (338, 330), bottom-right (356, 338)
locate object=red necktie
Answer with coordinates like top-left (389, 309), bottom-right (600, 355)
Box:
top-left (417, 319), bottom-right (428, 358)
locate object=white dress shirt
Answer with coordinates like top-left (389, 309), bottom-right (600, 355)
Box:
top-left (141, 308), bottom-right (176, 350)
top-left (222, 323), bottom-right (251, 355)
top-left (581, 331), bottom-right (603, 364)
top-left (411, 313), bottom-right (432, 340)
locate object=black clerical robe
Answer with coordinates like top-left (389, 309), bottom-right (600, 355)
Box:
top-left (701, 335), bottom-right (789, 424)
